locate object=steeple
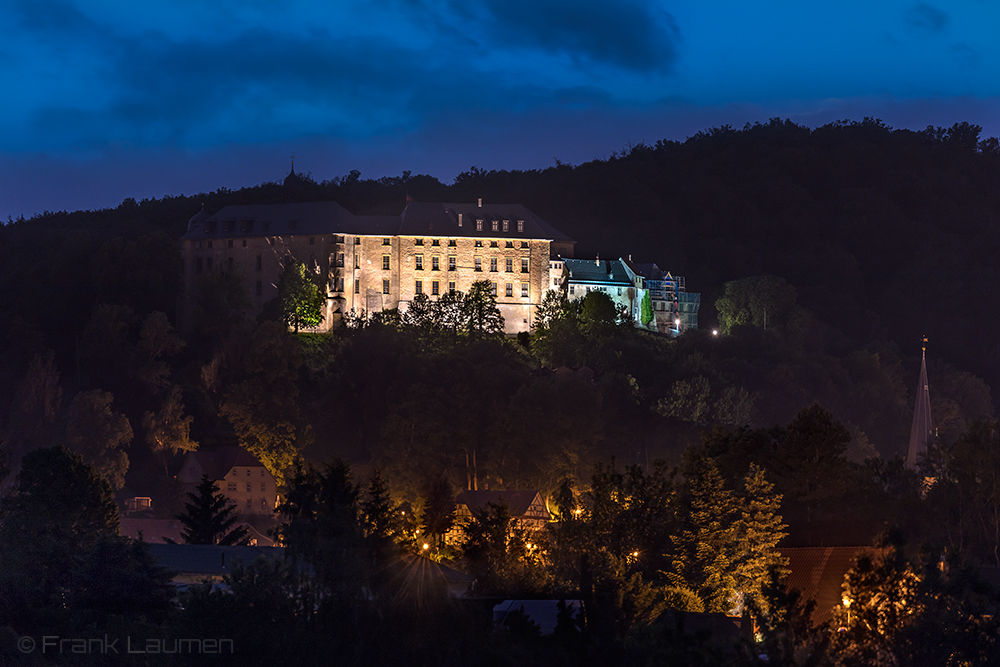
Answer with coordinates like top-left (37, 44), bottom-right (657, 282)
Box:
top-left (906, 337), bottom-right (933, 468)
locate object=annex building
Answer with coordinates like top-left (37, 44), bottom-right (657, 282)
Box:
top-left (179, 197), bottom-right (576, 334)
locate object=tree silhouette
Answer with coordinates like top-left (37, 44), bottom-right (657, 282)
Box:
top-left (177, 474), bottom-right (250, 545)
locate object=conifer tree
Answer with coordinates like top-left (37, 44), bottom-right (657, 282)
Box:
top-left (734, 464), bottom-right (789, 618)
top-left (667, 452), bottom-right (739, 613)
top-left (177, 474), bottom-right (250, 545)
top-left (362, 469), bottom-right (398, 541)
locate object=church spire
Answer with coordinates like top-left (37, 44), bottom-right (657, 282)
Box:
top-left (906, 336), bottom-right (933, 468)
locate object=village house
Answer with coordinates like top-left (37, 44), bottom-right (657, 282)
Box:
top-left (176, 447), bottom-right (278, 517)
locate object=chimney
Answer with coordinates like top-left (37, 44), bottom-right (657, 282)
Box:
top-left (478, 198), bottom-right (482, 207)
top-left (458, 213), bottom-right (463, 227)
top-left (595, 254), bottom-right (600, 266)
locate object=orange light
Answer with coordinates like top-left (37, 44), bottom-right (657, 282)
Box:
top-left (422, 543), bottom-right (429, 550)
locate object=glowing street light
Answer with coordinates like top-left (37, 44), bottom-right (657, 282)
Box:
top-left (422, 543), bottom-right (430, 551)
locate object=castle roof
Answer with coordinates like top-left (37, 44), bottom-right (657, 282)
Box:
top-left (563, 258), bottom-right (632, 286)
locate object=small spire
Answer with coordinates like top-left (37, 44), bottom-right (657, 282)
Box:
top-left (907, 336), bottom-right (933, 469)
top-left (290, 155), bottom-right (295, 174)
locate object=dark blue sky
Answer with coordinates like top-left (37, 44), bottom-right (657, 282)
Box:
top-left (2, 0), bottom-right (998, 219)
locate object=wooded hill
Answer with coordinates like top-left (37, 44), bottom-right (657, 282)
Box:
top-left (0, 117), bottom-right (997, 503)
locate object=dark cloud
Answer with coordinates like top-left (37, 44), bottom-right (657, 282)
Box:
top-left (470, 0), bottom-right (679, 73)
top-left (904, 4), bottom-right (948, 34)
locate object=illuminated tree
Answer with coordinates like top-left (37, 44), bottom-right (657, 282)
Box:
top-left (66, 389), bottom-right (133, 490)
top-left (460, 280), bottom-right (505, 336)
top-left (142, 384), bottom-right (197, 471)
top-left (733, 464), bottom-right (788, 618)
top-left (640, 291), bottom-right (654, 326)
top-left (279, 258), bottom-right (325, 332)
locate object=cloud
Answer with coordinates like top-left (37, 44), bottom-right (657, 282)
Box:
top-left (903, 4), bottom-right (948, 34)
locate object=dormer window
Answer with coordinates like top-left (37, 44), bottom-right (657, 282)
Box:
top-left (223, 220), bottom-right (235, 233)
top-left (205, 221), bottom-right (217, 233)
top-left (476, 219), bottom-right (483, 232)
top-left (502, 220), bottom-right (509, 232)
top-left (241, 220), bottom-right (253, 233)
top-left (517, 220), bottom-right (524, 232)
top-left (492, 220), bottom-right (499, 232)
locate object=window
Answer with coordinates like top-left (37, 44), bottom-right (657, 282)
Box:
top-left (448, 256), bottom-right (456, 271)
top-left (415, 238), bottom-right (423, 246)
top-left (335, 235), bottom-right (345, 243)
top-left (521, 283), bottom-right (529, 298)
top-left (336, 253), bottom-right (344, 267)
top-left (521, 241), bottom-right (529, 248)
top-left (335, 277), bottom-right (344, 292)
top-left (261, 498), bottom-right (268, 511)
top-left (354, 280), bottom-right (359, 294)
top-left (448, 281), bottom-right (456, 295)
top-left (355, 255), bottom-right (360, 269)
top-left (492, 220), bottom-right (499, 231)
top-left (309, 237), bottom-right (315, 245)
top-left (415, 280), bottom-right (423, 294)
top-left (382, 238), bottom-right (391, 245)
top-left (246, 498), bottom-right (252, 510)
top-left (505, 258), bottom-right (513, 272)
top-left (261, 469), bottom-right (265, 477)
top-left (570, 285), bottom-right (575, 295)
top-left (228, 482), bottom-right (237, 492)
top-left (246, 469), bottom-right (251, 477)
top-left (256, 280), bottom-right (262, 296)
top-left (227, 239), bottom-right (233, 248)
top-left (491, 282), bottom-right (498, 297)
top-left (490, 258), bottom-right (497, 272)
top-left (241, 220), bottom-right (253, 233)
top-left (490, 241), bottom-right (498, 248)
top-left (383, 279), bottom-right (390, 294)
top-left (431, 281), bottom-right (439, 296)
top-left (475, 240), bottom-right (483, 248)
top-left (521, 258), bottom-right (529, 273)
top-left (415, 255), bottom-right (423, 270)
top-left (432, 256), bottom-right (439, 271)
top-left (458, 214), bottom-right (463, 227)
top-left (432, 239), bottom-right (440, 246)
top-left (476, 219), bottom-right (483, 231)
top-left (505, 283), bottom-right (513, 297)
top-left (474, 257), bottom-right (482, 272)
top-left (503, 220), bottom-right (509, 232)
top-left (506, 241), bottom-right (513, 248)
top-left (618, 287), bottom-right (622, 295)
top-left (382, 255), bottom-right (391, 270)
top-left (553, 278), bottom-right (558, 286)
top-left (448, 240), bottom-right (456, 247)
top-left (355, 237), bottom-right (361, 245)
top-left (517, 220), bottom-right (524, 232)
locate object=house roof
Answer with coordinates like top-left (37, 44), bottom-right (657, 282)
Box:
top-left (456, 490), bottom-right (547, 518)
top-left (185, 447), bottom-right (267, 481)
top-left (121, 519), bottom-right (274, 547)
top-left (563, 258), bottom-right (632, 286)
top-left (181, 200), bottom-right (573, 245)
top-left (146, 543), bottom-right (284, 577)
top-left (780, 546), bottom-right (879, 626)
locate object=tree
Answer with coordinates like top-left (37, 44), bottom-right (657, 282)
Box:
top-left (421, 475), bottom-right (456, 548)
top-left (279, 258), bottom-right (325, 332)
top-left (3, 350), bottom-right (62, 461)
top-left (142, 384), bottom-right (197, 471)
top-left (0, 447), bottom-right (119, 621)
top-left (640, 291), bottom-right (654, 327)
top-left (733, 464), bottom-right (788, 618)
top-left (461, 502), bottom-right (548, 596)
top-left (579, 290), bottom-right (617, 334)
top-left (362, 469), bottom-right (399, 542)
top-left (715, 275), bottom-right (802, 335)
top-left (460, 280), bottom-right (505, 336)
top-left (66, 389), bottom-right (133, 490)
top-left (177, 474), bottom-right (250, 545)
top-left (534, 289), bottom-right (572, 330)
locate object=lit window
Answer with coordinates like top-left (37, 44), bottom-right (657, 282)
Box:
top-left (505, 258), bottom-right (513, 273)
top-left (521, 258), bottom-right (529, 273)
top-left (474, 257), bottom-right (482, 272)
top-left (492, 220), bottom-right (499, 232)
top-left (415, 280), bottom-right (423, 294)
top-left (383, 255), bottom-right (391, 270)
top-left (521, 283), bottom-right (529, 298)
top-left (432, 256), bottom-right (440, 271)
top-left (503, 220), bottom-right (509, 232)
top-left (432, 281), bottom-right (440, 296)
top-left (415, 255), bottom-right (423, 270)
top-left (505, 283), bottom-right (513, 297)
top-left (490, 258), bottom-right (497, 272)
top-left (261, 498), bottom-right (268, 511)
top-left (517, 220), bottom-right (524, 232)
top-left (383, 279), bottom-right (390, 294)
top-left (476, 219), bottom-right (483, 231)
top-left (448, 256), bottom-right (456, 271)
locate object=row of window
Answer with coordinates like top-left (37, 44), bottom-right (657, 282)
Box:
top-left (569, 285), bottom-right (625, 296)
top-left (228, 482), bottom-right (269, 492)
top-left (412, 280), bottom-right (530, 298)
top-left (473, 257), bottom-right (530, 273)
top-left (379, 256), bottom-right (531, 273)
top-left (457, 218), bottom-right (525, 233)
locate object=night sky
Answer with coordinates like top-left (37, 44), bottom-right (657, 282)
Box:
top-left (2, 0), bottom-right (998, 219)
